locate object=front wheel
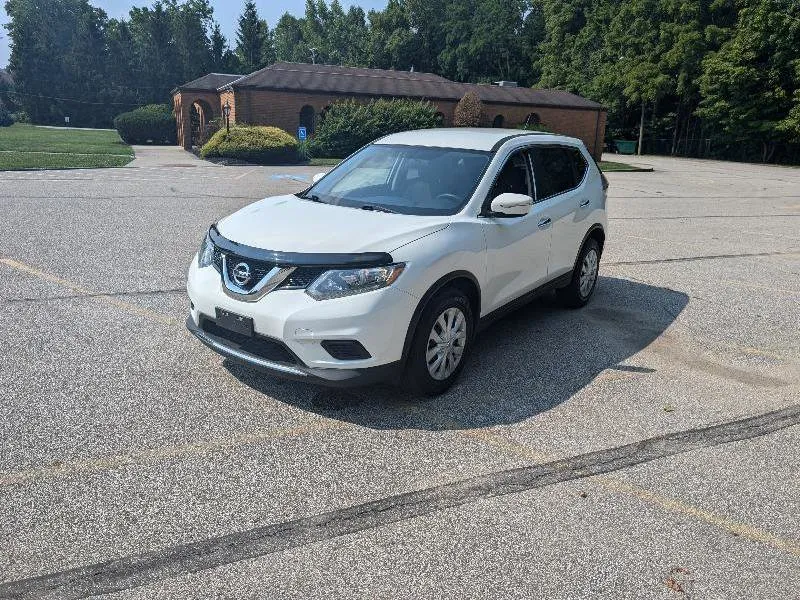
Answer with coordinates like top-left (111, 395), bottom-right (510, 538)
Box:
top-left (403, 289), bottom-right (474, 396)
top-left (556, 238), bottom-right (601, 308)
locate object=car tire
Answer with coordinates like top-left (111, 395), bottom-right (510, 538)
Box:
top-left (403, 288), bottom-right (474, 396)
top-left (556, 238), bottom-right (601, 308)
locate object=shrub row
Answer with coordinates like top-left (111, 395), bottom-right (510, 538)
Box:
top-left (200, 126), bottom-right (299, 164)
top-left (309, 99), bottom-right (439, 158)
top-left (113, 104), bottom-right (177, 144)
top-left (0, 100), bottom-right (13, 127)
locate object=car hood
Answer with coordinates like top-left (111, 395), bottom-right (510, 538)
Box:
top-left (217, 195), bottom-right (450, 254)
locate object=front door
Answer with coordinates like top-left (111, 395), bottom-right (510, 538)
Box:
top-left (482, 149), bottom-right (553, 313)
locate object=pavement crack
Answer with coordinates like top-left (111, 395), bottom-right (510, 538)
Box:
top-left (2, 404), bottom-right (797, 600)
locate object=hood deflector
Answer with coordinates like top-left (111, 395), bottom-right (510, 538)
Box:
top-left (209, 225), bottom-right (394, 268)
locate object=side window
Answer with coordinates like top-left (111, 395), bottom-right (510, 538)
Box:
top-left (569, 148), bottom-right (588, 184)
top-left (489, 150), bottom-right (532, 200)
top-left (530, 146), bottom-right (577, 200)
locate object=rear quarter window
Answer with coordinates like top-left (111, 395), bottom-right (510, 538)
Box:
top-left (530, 146), bottom-right (577, 200)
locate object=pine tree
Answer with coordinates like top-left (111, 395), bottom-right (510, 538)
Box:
top-left (236, 1), bottom-right (269, 73)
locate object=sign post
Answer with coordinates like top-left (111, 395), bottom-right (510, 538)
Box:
top-left (297, 126), bottom-right (307, 142)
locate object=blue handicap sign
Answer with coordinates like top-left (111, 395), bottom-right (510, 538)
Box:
top-left (298, 126), bottom-right (307, 141)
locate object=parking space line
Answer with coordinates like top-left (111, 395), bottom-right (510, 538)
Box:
top-left (0, 257), bottom-right (177, 326)
top-left (2, 406), bottom-right (796, 600)
top-left (459, 422), bottom-right (800, 558)
top-left (0, 420), bottom-right (344, 487)
top-left (399, 395), bottom-right (800, 559)
top-left (5, 256), bottom-right (797, 567)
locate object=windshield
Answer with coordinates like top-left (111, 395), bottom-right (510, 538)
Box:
top-left (300, 144), bottom-right (492, 216)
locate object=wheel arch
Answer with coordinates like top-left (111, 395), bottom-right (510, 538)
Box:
top-left (572, 224), bottom-right (605, 273)
top-left (400, 271), bottom-right (481, 364)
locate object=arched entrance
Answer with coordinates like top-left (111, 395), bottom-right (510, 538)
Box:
top-left (492, 114), bottom-right (505, 128)
top-left (299, 105), bottom-right (315, 135)
top-left (525, 112), bottom-right (541, 127)
top-left (190, 99), bottom-right (215, 147)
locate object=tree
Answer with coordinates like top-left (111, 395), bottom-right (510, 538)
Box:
top-left (274, 13), bottom-right (306, 62)
top-left (5, 0), bottom-right (113, 126)
top-left (698, 0), bottom-right (800, 161)
top-left (453, 91), bottom-right (483, 126)
top-left (236, 0), bottom-right (269, 73)
top-left (367, 0), bottom-right (419, 70)
top-left (210, 23), bottom-right (241, 73)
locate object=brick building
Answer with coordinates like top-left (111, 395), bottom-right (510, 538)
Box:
top-left (172, 62), bottom-right (607, 158)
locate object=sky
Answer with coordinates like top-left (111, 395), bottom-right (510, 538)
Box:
top-left (0, 0), bottom-right (388, 69)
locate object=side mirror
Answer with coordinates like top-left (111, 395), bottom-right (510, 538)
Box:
top-left (312, 172), bottom-right (326, 184)
top-left (490, 192), bottom-right (533, 216)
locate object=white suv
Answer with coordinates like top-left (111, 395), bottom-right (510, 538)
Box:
top-left (187, 128), bottom-right (608, 395)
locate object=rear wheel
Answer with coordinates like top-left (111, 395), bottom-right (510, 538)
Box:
top-left (556, 238), bottom-right (600, 308)
top-left (403, 289), bottom-right (474, 396)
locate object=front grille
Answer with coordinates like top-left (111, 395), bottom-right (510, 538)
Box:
top-left (281, 267), bottom-right (326, 289)
top-left (212, 247), bottom-right (323, 291)
top-left (200, 317), bottom-right (299, 365)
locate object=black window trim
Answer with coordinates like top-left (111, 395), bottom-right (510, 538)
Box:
top-left (480, 147), bottom-right (537, 217)
top-left (526, 143), bottom-right (590, 203)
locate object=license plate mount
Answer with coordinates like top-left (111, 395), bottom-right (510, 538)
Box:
top-left (215, 307), bottom-right (254, 337)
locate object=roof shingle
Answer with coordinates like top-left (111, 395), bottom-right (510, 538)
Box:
top-left (217, 62), bottom-right (602, 110)
top-left (177, 72), bottom-right (242, 92)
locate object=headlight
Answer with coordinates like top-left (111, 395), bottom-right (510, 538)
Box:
top-left (197, 231), bottom-right (214, 268)
top-left (306, 263), bottom-right (405, 300)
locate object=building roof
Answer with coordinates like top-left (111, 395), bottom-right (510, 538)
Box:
top-left (215, 62), bottom-right (603, 110)
top-left (175, 72), bottom-right (242, 92)
top-left (377, 128), bottom-right (580, 152)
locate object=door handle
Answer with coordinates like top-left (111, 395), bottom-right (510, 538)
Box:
top-left (537, 217), bottom-right (552, 228)
top-left (579, 198), bottom-right (591, 207)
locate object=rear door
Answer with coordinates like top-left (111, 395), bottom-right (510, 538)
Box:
top-left (528, 145), bottom-right (588, 277)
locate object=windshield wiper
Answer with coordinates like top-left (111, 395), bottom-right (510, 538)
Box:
top-left (297, 192), bottom-right (324, 203)
top-left (360, 204), bottom-right (397, 214)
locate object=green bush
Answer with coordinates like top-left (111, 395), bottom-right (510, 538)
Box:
top-left (11, 110), bottom-right (30, 124)
top-left (200, 125), bottom-right (299, 164)
top-left (310, 99), bottom-right (439, 158)
top-left (0, 101), bottom-right (13, 127)
top-left (113, 104), bottom-right (176, 144)
top-left (519, 123), bottom-right (552, 133)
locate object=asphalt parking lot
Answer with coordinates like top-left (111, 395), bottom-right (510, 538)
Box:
top-left (1, 148), bottom-right (798, 599)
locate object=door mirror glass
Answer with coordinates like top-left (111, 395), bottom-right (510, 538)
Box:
top-left (490, 192), bottom-right (533, 216)
top-left (312, 172), bottom-right (326, 184)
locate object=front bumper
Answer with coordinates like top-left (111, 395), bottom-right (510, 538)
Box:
top-left (186, 259), bottom-right (417, 385)
top-left (186, 316), bottom-right (401, 387)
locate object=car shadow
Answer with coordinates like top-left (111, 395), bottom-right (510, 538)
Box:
top-left (224, 276), bottom-right (689, 430)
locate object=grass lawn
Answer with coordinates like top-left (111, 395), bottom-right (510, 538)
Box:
top-left (0, 124), bottom-right (134, 170)
top-left (598, 160), bottom-right (652, 172)
top-left (308, 157), bottom-right (342, 166)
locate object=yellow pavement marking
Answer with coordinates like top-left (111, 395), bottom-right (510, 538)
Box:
top-left (5, 255), bottom-right (799, 556)
top-left (458, 427), bottom-right (800, 557)
top-left (0, 257), bottom-right (177, 326)
top-left (0, 420), bottom-right (344, 487)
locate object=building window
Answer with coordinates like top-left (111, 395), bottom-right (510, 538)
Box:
top-left (525, 112), bottom-right (541, 127)
top-left (492, 114), bottom-right (505, 128)
top-left (299, 105), bottom-right (315, 135)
